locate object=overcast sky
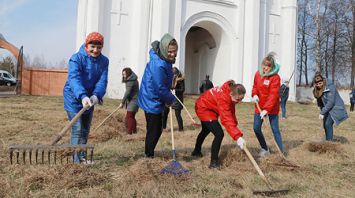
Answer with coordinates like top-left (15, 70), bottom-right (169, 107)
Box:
top-left (0, 0), bottom-right (77, 66)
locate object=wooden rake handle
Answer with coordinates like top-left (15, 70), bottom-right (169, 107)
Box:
top-left (93, 105), bottom-right (121, 132)
top-left (50, 104), bottom-right (91, 145)
top-left (171, 91), bottom-right (197, 124)
top-left (255, 102), bottom-right (285, 159)
top-left (243, 146), bottom-right (273, 190)
top-left (169, 106), bottom-right (176, 160)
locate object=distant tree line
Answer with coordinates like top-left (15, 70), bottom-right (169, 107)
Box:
top-left (297, 0), bottom-right (355, 88)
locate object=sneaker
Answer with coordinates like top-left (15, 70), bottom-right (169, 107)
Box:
top-left (81, 158), bottom-right (94, 165)
top-left (209, 160), bottom-right (221, 169)
top-left (191, 150), bottom-right (203, 158)
top-left (259, 148), bottom-right (270, 157)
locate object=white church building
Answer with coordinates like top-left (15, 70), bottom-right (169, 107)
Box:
top-left (76, 0), bottom-right (297, 100)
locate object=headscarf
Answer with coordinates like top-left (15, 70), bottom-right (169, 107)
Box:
top-left (85, 32), bottom-right (104, 47)
top-left (159, 33), bottom-right (176, 61)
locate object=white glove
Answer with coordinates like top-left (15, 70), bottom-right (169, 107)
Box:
top-left (319, 114), bottom-right (324, 120)
top-left (260, 110), bottom-right (268, 119)
top-left (82, 97), bottom-right (92, 107)
top-left (90, 95), bottom-right (99, 105)
top-left (252, 95), bottom-right (259, 103)
top-left (118, 103), bottom-right (123, 108)
top-left (236, 137), bottom-right (246, 149)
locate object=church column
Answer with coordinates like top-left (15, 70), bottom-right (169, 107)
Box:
top-left (150, 0), bottom-right (170, 41)
top-left (173, 0), bottom-right (183, 69)
top-left (86, 0), bottom-right (101, 33)
top-left (76, 0), bottom-right (88, 50)
top-left (281, 0), bottom-right (297, 101)
top-left (242, 0), bottom-right (260, 98)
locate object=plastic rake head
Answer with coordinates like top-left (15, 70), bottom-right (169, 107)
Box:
top-left (161, 160), bottom-right (190, 175)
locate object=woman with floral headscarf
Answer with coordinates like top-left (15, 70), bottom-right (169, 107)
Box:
top-left (63, 32), bottom-right (109, 164)
top-left (313, 73), bottom-right (348, 141)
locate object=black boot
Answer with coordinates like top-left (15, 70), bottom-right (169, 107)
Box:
top-left (191, 150), bottom-right (203, 158)
top-left (209, 159), bottom-right (221, 169)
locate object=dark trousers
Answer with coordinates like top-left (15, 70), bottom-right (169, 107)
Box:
top-left (162, 107), bottom-right (184, 131)
top-left (350, 103), bottom-right (354, 112)
top-left (193, 120), bottom-right (224, 161)
top-left (125, 111), bottom-right (137, 134)
top-left (144, 111), bottom-right (163, 157)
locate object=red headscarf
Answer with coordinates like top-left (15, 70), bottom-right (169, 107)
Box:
top-left (85, 32), bottom-right (104, 47)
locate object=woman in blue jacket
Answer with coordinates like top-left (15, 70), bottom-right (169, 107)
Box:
top-left (138, 33), bottom-right (177, 158)
top-left (63, 32), bottom-right (109, 163)
top-left (313, 73), bottom-right (348, 141)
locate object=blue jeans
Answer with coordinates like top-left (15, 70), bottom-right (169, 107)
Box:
top-left (253, 113), bottom-right (283, 152)
top-left (280, 99), bottom-right (287, 118)
top-left (67, 110), bottom-right (93, 163)
top-left (323, 113), bottom-right (334, 141)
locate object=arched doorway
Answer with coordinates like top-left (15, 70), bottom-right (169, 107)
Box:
top-left (180, 12), bottom-right (238, 94)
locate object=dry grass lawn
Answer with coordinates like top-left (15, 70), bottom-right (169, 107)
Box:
top-left (0, 95), bottom-right (354, 197)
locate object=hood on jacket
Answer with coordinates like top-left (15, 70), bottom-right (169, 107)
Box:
top-left (259, 63), bottom-right (280, 77)
top-left (151, 34), bottom-right (176, 63)
top-left (125, 72), bottom-right (138, 82)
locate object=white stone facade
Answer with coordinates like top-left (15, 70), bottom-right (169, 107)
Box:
top-left (76, 0), bottom-right (297, 100)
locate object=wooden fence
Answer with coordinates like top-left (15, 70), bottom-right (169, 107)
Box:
top-left (21, 68), bottom-right (67, 96)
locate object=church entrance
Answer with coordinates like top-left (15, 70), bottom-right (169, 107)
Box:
top-left (183, 20), bottom-right (232, 94)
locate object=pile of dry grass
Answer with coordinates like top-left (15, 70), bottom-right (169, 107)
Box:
top-left (24, 164), bottom-right (110, 193)
top-left (219, 149), bottom-right (247, 168)
top-left (259, 155), bottom-right (300, 171)
top-left (306, 141), bottom-right (344, 155)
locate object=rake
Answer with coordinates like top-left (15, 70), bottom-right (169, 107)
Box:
top-left (255, 102), bottom-right (299, 168)
top-left (9, 104), bottom-right (95, 165)
top-left (243, 145), bottom-right (289, 195)
top-left (161, 106), bottom-right (190, 175)
top-left (171, 91), bottom-right (201, 127)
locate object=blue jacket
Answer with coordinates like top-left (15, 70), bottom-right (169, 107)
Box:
top-left (138, 48), bottom-right (176, 114)
top-left (319, 79), bottom-right (348, 125)
top-left (63, 44), bottom-right (109, 114)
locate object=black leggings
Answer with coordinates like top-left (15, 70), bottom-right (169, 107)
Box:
top-left (144, 111), bottom-right (163, 157)
top-left (162, 107), bottom-right (183, 131)
top-left (193, 120), bottom-right (224, 161)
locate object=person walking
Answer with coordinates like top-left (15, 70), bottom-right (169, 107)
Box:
top-left (138, 33), bottom-right (178, 158)
top-left (199, 75), bottom-right (214, 94)
top-left (279, 77), bottom-right (290, 119)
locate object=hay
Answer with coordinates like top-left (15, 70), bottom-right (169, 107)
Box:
top-left (219, 149), bottom-right (247, 168)
top-left (259, 155), bottom-right (300, 171)
top-left (306, 141), bottom-right (343, 154)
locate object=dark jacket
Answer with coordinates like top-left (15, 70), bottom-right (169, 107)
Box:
top-left (350, 89), bottom-right (355, 104)
top-left (318, 79), bottom-right (348, 125)
top-left (122, 72), bottom-right (139, 112)
top-left (279, 84), bottom-right (289, 101)
top-left (172, 74), bottom-right (185, 110)
top-left (199, 79), bottom-right (214, 94)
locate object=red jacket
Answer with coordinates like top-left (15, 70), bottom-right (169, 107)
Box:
top-left (195, 80), bottom-right (243, 140)
top-left (252, 71), bottom-right (280, 114)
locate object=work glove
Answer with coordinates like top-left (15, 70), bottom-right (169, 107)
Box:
top-left (319, 114), bottom-right (324, 120)
top-left (260, 110), bottom-right (268, 119)
top-left (82, 97), bottom-right (92, 107)
top-left (236, 137), bottom-right (246, 149)
top-left (90, 95), bottom-right (99, 105)
top-left (252, 95), bottom-right (259, 103)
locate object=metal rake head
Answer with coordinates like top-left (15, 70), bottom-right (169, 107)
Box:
top-left (9, 144), bottom-right (94, 165)
top-left (161, 160), bottom-right (190, 175)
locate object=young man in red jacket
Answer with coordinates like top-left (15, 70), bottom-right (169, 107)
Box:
top-left (191, 80), bottom-right (246, 169)
top-left (251, 54), bottom-right (283, 156)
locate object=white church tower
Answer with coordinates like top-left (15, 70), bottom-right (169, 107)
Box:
top-left (76, 0), bottom-right (297, 100)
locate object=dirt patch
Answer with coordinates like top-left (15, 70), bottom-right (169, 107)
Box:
top-left (306, 141), bottom-right (345, 156)
top-left (220, 149), bottom-right (247, 167)
top-left (332, 135), bottom-right (350, 144)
